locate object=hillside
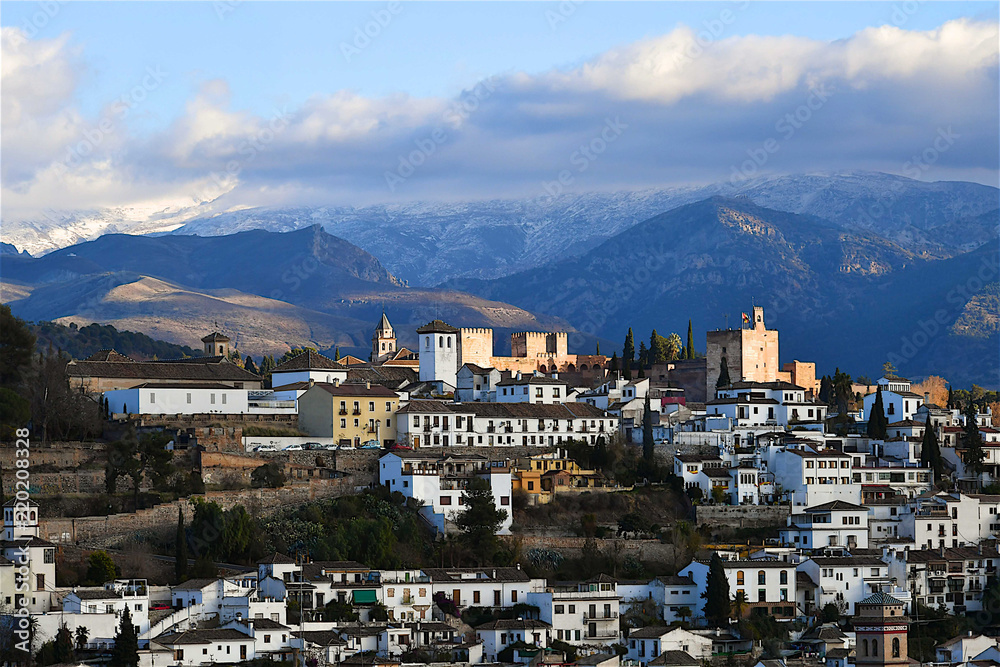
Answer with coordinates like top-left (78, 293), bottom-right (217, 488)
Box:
top-left (447, 197), bottom-right (1000, 387)
top-left (30, 320), bottom-right (202, 361)
top-left (0, 226), bottom-right (576, 358)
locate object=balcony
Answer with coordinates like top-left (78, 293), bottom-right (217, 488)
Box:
top-left (585, 629), bottom-right (620, 640)
top-left (352, 409), bottom-right (362, 416)
top-left (339, 409), bottom-right (348, 416)
top-left (582, 612), bottom-right (619, 621)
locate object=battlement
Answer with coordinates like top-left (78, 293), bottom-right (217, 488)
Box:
top-left (459, 327), bottom-right (493, 334)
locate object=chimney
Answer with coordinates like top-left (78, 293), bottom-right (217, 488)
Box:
top-left (516, 371), bottom-right (522, 381)
top-left (924, 392), bottom-right (930, 404)
top-left (333, 378), bottom-right (340, 387)
top-left (366, 381), bottom-right (371, 390)
top-left (552, 372), bottom-right (558, 379)
top-left (308, 379), bottom-right (315, 388)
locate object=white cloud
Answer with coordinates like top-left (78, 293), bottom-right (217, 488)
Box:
top-left (1, 18), bottom-right (997, 242)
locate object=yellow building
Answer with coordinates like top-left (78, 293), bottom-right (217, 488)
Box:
top-left (298, 381), bottom-right (399, 446)
top-left (512, 452), bottom-right (608, 503)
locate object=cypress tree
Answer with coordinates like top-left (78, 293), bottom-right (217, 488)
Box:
top-left (244, 355), bottom-right (258, 375)
top-left (609, 352), bottom-right (619, 374)
top-left (686, 320), bottom-right (694, 359)
top-left (867, 386), bottom-right (887, 440)
top-left (947, 385), bottom-right (954, 409)
top-left (921, 416), bottom-right (943, 482)
top-left (703, 552), bottom-right (731, 627)
top-left (623, 328), bottom-right (635, 376)
top-left (175, 506), bottom-right (188, 582)
top-left (716, 356), bottom-right (731, 390)
top-left (596, 342), bottom-right (600, 356)
top-left (334, 347), bottom-right (341, 361)
top-left (964, 402), bottom-right (986, 486)
top-left (638, 341), bottom-right (649, 369)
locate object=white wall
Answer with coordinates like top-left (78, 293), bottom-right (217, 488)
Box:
top-left (105, 387), bottom-right (249, 415)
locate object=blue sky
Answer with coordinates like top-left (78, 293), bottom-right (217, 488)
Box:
top-left (3, 1), bottom-right (997, 125)
top-left (1, 2), bottom-right (997, 236)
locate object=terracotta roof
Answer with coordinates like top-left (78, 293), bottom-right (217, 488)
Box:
top-left (719, 381), bottom-right (805, 391)
top-left (309, 382), bottom-right (398, 398)
top-left (397, 399), bottom-right (613, 420)
top-left (346, 365), bottom-right (418, 389)
top-left (675, 454), bottom-right (720, 463)
top-left (497, 376), bottom-right (569, 386)
top-left (805, 501), bottom-right (867, 512)
top-left (257, 552), bottom-right (296, 565)
top-left (201, 332), bottom-right (231, 342)
top-left (272, 349), bottom-right (345, 373)
top-left (424, 567), bottom-right (529, 583)
top-left (649, 651), bottom-right (700, 667)
top-left (155, 629), bottom-right (251, 644)
top-left (85, 349), bottom-right (136, 362)
top-left (475, 618), bottom-right (550, 631)
top-left (292, 630), bottom-right (347, 647)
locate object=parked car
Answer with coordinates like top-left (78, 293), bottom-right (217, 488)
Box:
top-left (303, 442), bottom-right (324, 450)
top-left (360, 440), bottom-right (381, 449)
top-left (284, 444), bottom-right (303, 451)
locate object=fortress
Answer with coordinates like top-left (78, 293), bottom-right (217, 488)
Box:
top-left (412, 319), bottom-right (606, 387)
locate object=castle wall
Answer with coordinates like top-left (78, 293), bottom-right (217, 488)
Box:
top-left (705, 329), bottom-right (745, 396)
top-left (458, 328), bottom-right (494, 368)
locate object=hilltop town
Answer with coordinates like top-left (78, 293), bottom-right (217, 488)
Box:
top-left (3, 304), bottom-right (1000, 667)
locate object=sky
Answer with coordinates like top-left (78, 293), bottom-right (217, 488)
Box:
top-left (2, 1), bottom-right (998, 229)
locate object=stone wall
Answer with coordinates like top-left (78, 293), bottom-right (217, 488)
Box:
top-left (0, 442), bottom-right (107, 470)
top-left (513, 535), bottom-right (682, 564)
top-left (38, 477), bottom-right (355, 546)
top-left (2, 471), bottom-right (106, 495)
top-left (694, 504), bottom-right (790, 528)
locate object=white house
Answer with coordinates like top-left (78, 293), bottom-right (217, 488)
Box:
top-left (770, 445), bottom-right (861, 507)
top-left (709, 381), bottom-right (827, 427)
top-left (424, 566), bottom-right (536, 612)
top-left (627, 627), bottom-right (712, 665)
top-left (269, 349), bottom-right (348, 388)
top-left (456, 364), bottom-right (502, 402)
top-left (379, 451), bottom-right (514, 535)
top-left (779, 501), bottom-right (871, 550)
top-left (105, 383), bottom-right (250, 416)
top-left (154, 628), bottom-right (256, 665)
top-left (680, 558), bottom-right (798, 610)
top-left (497, 374), bottom-right (573, 405)
top-left (528, 575), bottom-right (621, 646)
top-left (0, 499), bottom-right (56, 614)
top-left (797, 555), bottom-right (892, 615)
top-left (864, 377), bottom-right (924, 423)
top-left (475, 619), bottom-right (550, 662)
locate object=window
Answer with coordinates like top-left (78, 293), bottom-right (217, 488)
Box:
top-left (863, 640), bottom-right (868, 657)
top-left (873, 640), bottom-right (878, 655)
top-left (737, 571), bottom-right (744, 585)
top-left (474, 591), bottom-right (480, 604)
top-left (758, 570), bottom-right (766, 585)
top-left (892, 638), bottom-right (900, 658)
top-left (221, 393), bottom-right (227, 405)
top-left (210, 393), bottom-right (216, 404)
top-left (186, 392), bottom-right (192, 404)
top-left (555, 604), bottom-right (564, 614)
top-left (386, 401), bottom-right (392, 411)
top-left (780, 570), bottom-right (788, 585)
top-left (340, 419), bottom-right (346, 428)
top-left (440, 496), bottom-right (452, 505)
top-left (369, 402), bottom-right (375, 411)
top-left (500, 496), bottom-right (510, 506)
top-left (150, 392), bottom-right (155, 403)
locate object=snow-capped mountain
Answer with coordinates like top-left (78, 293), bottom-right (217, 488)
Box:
top-left (3, 172), bottom-right (996, 287)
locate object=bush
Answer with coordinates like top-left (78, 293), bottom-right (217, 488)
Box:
top-left (251, 462), bottom-right (285, 489)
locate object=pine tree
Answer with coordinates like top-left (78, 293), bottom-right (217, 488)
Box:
top-left (964, 402), bottom-right (986, 486)
top-left (642, 393), bottom-right (654, 462)
top-left (867, 386), bottom-right (887, 440)
top-left (703, 552), bottom-right (731, 627)
top-left (921, 416), bottom-right (943, 482)
top-left (716, 356), bottom-right (731, 390)
top-left (175, 506), bottom-right (188, 582)
top-left (110, 606), bottom-right (139, 667)
top-left (686, 320), bottom-right (694, 360)
top-left (244, 355), bottom-right (258, 375)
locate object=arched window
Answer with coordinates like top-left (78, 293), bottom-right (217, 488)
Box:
top-left (581, 364), bottom-right (589, 371)
top-left (447, 338), bottom-right (452, 348)
top-left (736, 571), bottom-right (744, 585)
top-left (425, 336), bottom-right (431, 350)
top-left (862, 640), bottom-right (869, 657)
top-left (757, 570), bottom-right (766, 585)
top-left (539, 365), bottom-right (546, 373)
top-left (873, 640), bottom-right (878, 656)
top-left (892, 638), bottom-right (900, 658)
top-left (567, 363), bottom-right (576, 372)
top-left (439, 336), bottom-right (444, 348)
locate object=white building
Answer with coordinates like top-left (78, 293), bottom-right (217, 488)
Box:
top-left (863, 377), bottom-right (924, 423)
top-left (780, 501), bottom-right (871, 550)
top-left (395, 399), bottom-right (617, 448)
top-left (456, 364), bottom-right (502, 403)
top-left (626, 627), bottom-right (712, 665)
top-left (887, 545), bottom-right (1000, 614)
top-left (797, 555), bottom-right (892, 615)
top-left (417, 320), bottom-right (460, 389)
top-left (269, 349), bottom-right (349, 387)
top-left (423, 566), bottom-right (537, 611)
top-left (105, 383), bottom-right (249, 416)
top-left (497, 374), bottom-right (572, 405)
top-left (528, 575), bottom-right (621, 647)
top-left (379, 452), bottom-right (514, 534)
top-left (899, 492), bottom-right (1000, 549)
top-left (475, 619), bottom-right (550, 663)
top-left (154, 628), bottom-right (256, 665)
top-left (709, 381), bottom-right (827, 428)
top-left (770, 445), bottom-right (861, 507)
top-left (0, 499), bottom-right (56, 613)
top-left (680, 558), bottom-right (798, 610)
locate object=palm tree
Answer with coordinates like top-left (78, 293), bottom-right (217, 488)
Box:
top-left (731, 590), bottom-right (749, 621)
top-left (676, 606), bottom-right (692, 626)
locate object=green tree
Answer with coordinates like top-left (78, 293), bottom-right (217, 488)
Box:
top-left (609, 352), bottom-right (619, 374)
top-left (75, 626), bottom-right (89, 651)
top-left (882, 360), bottom-right (899, 377)
top-left (703, 552), bottom-right (731, 627)
top-left (731, 590), bottom-right (749, 620)
top-left (649, 330), bottom-right (665, 365)
top-left (820, 602), bottom-right (841, 623)
top-left (964, 402), bottom-right (986, 485)
top-left (251, 462), bottom-right (286, 488)
top-left (642, 393), bottom-right (654, 462)
top-left (867, 386), bottom-right (887, 440)
top-left (595, 341), bottom-right (601, 356)
top-left (686, 319), bottom-right (694, 360)
top-left (456, 477), bottom-right (507, 564)
top-left (0, 387), bottom-right (31, 441)
top-left (175, 506), bottom-right (188, 582)
top-left (665, 333), bottom-right (682, 362)
top-left (54, 625), bottom-right (74, 663)
top-left (109, 606), bottom-right (139, 667)
top-left (87, 550), bottom-right (118, 585)
top-left (832, 368), bottom-right (853, 414)
top-left (334, 346), bottom-right (341, 361)
top-left (920, 416), bottom-right (944, 482)
top-left (638, 341), bottom-right (648, 369)
top-left (135, 430), bottom-right (175, 500)
top-left (818, 375), bottom-right (833, 405)
top-left (716, 356), bottom-right (731, 390)
top-left (0, 304), bottom-right (36, 389)
top-left (244, 355), bottom-right (258, 375)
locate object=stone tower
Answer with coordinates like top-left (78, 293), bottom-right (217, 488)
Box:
top-left (417, 320), bottom-right (460, 388)
top-left (202, 331), bottom-right (231, 358)
top-left (372, 313), bottom-right (397, 363)
top-left (705, 306), bottom-right (780, 397)
top-left (854, 592), bottom-right (909, 667)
